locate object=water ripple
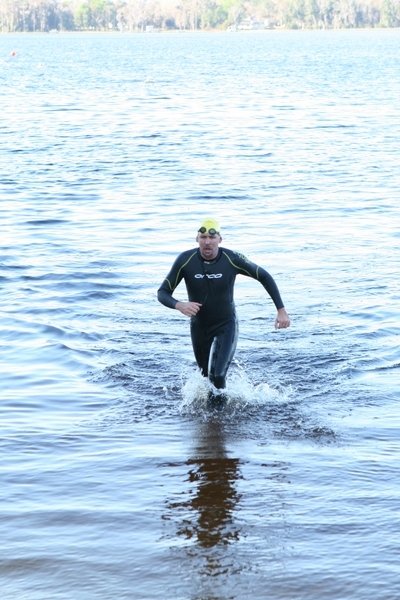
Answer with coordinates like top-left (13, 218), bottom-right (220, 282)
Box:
top-left (1, 29), bottom-right (399, 600)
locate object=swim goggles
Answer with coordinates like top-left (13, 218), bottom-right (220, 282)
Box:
top-left (198, 227), bottom-right (219, 235)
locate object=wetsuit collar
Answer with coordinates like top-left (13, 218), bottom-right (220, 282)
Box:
top-left (198, 248), bottom-right (221, 263)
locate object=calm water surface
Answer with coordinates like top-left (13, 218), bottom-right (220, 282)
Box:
top-left (1, 30), bottom-right (399, 600)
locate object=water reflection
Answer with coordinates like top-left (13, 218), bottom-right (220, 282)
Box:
top-left (167, 418), bottom-right (242, 563)
top-left (182, 421), bottom-right (241, 549)
top-left (165, 416), bottom-right (294, 598)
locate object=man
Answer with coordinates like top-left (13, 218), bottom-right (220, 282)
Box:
top-left (157, 218), bottom-right (290, 393)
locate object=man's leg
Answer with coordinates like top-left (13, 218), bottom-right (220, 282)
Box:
top-left (190, 320), bottom-right (212, 377)
top-left (208, 319), bottom-right (238, 389)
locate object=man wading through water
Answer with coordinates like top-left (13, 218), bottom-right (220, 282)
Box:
top-left (157, 218), bottom-right (290, 401)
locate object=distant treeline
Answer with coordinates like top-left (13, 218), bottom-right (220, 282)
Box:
top-left (1, 0), bottom-right (399, 33)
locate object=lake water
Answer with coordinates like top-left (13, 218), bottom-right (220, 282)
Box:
top-left (1, 29), bottom-right (399, 600)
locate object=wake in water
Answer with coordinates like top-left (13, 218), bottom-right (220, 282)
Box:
top-left (179, 360), bottom-right (294, 417)
top-left (177, 361), bottom-right (336, 442)
top-left (93, 355), bottom-right (335, 441)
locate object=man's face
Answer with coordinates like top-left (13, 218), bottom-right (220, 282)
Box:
top-left (197, 232), bottom-right (221, 260)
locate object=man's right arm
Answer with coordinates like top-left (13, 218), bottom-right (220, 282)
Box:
top-left (158, 278), bottom-right (202, 316)
top-left (157, 253), bottom-right (187, 309)
top-left (157, 251), bottom-right (202, 316)
top-left (157, 284), bottom-right (179, 309)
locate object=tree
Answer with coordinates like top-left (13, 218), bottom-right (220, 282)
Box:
top-left (1, 0), bottom-right (400, 32)
top-left (74, 0), bottom-right (116, 30)
top-left (381, 0), bottom-right (400, 26)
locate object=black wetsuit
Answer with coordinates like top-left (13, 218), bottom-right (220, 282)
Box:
top-left (157, 247), bottom-right (284, 389)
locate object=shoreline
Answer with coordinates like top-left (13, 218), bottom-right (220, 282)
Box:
top-left (1, 26), bottom-right (399, 35)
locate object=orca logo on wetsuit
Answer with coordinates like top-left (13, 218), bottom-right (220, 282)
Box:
top-left (194, 273), bottom-right (223, 279)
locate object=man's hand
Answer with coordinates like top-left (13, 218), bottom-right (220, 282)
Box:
top-left (275, 307), bottom-right (291, 329)
top-left (175, 301), bottom-right (202, 317)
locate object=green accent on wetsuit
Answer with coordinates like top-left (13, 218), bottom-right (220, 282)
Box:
top-left (222, 250), bottom-right (263, 280)
top-left (163, 251), bottom-right (198, 296)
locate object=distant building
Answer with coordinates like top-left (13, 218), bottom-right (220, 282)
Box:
top-left (237, 18), bottom-right (265, 30)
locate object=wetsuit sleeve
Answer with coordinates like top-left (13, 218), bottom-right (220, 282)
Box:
top-left (253, 266), bottom-right (285, 310)
top-left (224, 250), bottom-right (285, 310)
top-left (157, 255), bottom-right (185, 309)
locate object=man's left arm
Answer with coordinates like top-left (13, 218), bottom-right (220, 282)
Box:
top-left (275, 307), bottom-right (291, 329)
top-left (231, 251), bottom-right (291, 329)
